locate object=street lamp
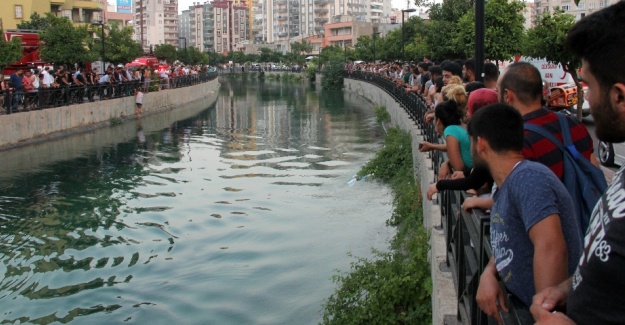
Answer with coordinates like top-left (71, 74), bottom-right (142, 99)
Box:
top-left (92, 21), bottom-right (105, 70)
top-left (401, 8), bottom-right (416, 63)
top-left (372, 32), bottom-right (380, 63)
top-left (178, 37), bottom-right (187, 64)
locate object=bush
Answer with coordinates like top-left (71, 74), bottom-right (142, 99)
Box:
top-left (321, 128), bottom-right (432, 325)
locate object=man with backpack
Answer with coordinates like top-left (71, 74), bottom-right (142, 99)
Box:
top-left (498, 62), bottom-right (605, 234)
top-left (531, 2), bottom-right (625, 324)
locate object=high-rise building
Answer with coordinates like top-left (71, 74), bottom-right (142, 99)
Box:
top-left (532, 0), bottom-right (618, 25)
top-left (133, 0), bottom-right (179, 52)
top-left (0, 0), bottom-right (105, 30)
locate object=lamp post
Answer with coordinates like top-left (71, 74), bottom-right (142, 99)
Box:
top-left (178, 37), bottom-right (187, 64)
top-left (372, 32), bottom-right (380, 63)
top-left (401, 8), bottom-right (416, 63)
top-left (92, 21), bottom-right (105, 70)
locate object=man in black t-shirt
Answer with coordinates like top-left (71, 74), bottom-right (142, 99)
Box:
top-left (530, 2), bottom-right (625, 324)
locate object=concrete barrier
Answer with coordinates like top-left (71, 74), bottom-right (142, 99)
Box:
top-left (0, 79), bottom-right (221, 150)
top-left (344, 78), bottom-right (457, 325)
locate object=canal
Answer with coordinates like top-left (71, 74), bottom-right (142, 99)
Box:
top-left (0, 77), bottom-right (394, 324)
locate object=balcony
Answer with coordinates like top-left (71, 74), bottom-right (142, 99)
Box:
top-left (347, 2), bottom-right (362, 7)
top-left (276, 0), bottom-right (287, 5)
top-left (277, 16), bottom-right (288, 20)
top-left (314, 26), bottom-right (325, 32)
top-left (277, 32), bottom-right (288, 37)
top-left (314, 0), bottom-right (330, 4)
top-left (370, 8), bottom-right (383, 13)
top-left (73, 0), bottom-right (105, 11)
top-left (314, 8), bottom-right (328, 14)
top-left (278, 8), bottom-right (288, 13)
top-left (314, 17), bottom-right (328, 23)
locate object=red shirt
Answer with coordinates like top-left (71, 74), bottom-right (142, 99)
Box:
top-left (522, 108), bottom-right (594, 179)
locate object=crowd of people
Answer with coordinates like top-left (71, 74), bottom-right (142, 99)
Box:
top-left (349, 2), bottom-right (624, 324)
top-left (1, 63), bottom-right (217, 115)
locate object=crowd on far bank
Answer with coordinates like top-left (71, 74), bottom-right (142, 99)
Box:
top-left (348, 2), bottom-right (625, 325)
top-left (1, 63), bottom-right (219, 115)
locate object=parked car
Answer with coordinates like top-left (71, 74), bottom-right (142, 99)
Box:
top-left (598, 140), bottom-right (625, 167)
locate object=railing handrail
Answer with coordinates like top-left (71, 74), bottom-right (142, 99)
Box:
top-left (1, 72), bottom-right (218, 115)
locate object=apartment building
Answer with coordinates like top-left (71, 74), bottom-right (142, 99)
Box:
top-left (211, 1), bottom-right (249, 53)
top-left (533, 0), bottom-right (618, 23)
top-left (133, 0), bottom-right (179, 51)
top-left (0, 0), bottom-right (105, 30)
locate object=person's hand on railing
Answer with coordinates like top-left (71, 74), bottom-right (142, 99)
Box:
top-left (419, 141), bottom-right (435, 152)
top-left (424, 111), bottom-right (435, 124)
top-left (426, 183), bottom-right (438, 200)
top-left (450, 171), bottom-right (465, 179)
top-left (477, 261), bottom-right (509, 325)
top-left (461, 196), bottom-right (493, 212)
top-left (530, 279), bottom-right (574, 325)
top-left (438, 161), bottom-right (451, 181)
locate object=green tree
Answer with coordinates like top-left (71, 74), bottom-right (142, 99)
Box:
top-left (524, 9), bottom-right (583, 119)
top-left (354, 35), bottom-right (374, 62)
top-left (39, 14), bottom-right (91, 66)
top-left (454, 0), bottom-right (526, 63)
top-left (16, 12), bottom-right (50, 30)
top-left (185, 46), bottom-right (209, 65)
top-left (319, 45), bottom-right (343, 65)
top-left (154, 43), bottom-right (178, 63)
top-left (321, 56), bottom-right (345, 90)
top-left (423, 0), bottom-right (473, 60)
top-left (0, 30), bottom-right (24, 75)
top-left (99, 23), bottom-right (142, 64)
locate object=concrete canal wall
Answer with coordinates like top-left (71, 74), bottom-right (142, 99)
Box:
top-left (344, 78), bottom-right (456, 325)
top-left (0, 79), bottom-right (221, 150)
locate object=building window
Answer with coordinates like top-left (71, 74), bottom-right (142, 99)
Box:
top-left (577, 2), bottom-right (585, 9)
top-left (561, 4), bottom-right (570, 10)
top-left (15, 5), bottom-right (23, 19)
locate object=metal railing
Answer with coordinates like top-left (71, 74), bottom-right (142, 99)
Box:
top-left (345, 70), bottom-right (522, 325)
top-left (1, 72), bottom-right (218, 115)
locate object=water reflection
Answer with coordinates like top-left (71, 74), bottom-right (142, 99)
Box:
top-left (0, 77), bottom-right (391, 324)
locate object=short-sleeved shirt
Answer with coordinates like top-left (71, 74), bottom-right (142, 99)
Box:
top-left (444, 125), bottom-right (473, 170)
top-left (567, 166), bottom-right (625, 324)
top-left (523, 108), bottom-right (593, 179)
top-left (491, 160), bottom-right (583, 307)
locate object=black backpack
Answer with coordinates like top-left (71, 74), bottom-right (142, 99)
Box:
top-left (524, 113), bottom-right (607, 234)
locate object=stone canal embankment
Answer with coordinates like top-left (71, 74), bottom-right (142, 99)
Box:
top-left (344, 78), bottom-right (456, 325)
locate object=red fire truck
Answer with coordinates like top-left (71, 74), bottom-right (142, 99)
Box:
top-left (2, 29), bottom-right (50, 79)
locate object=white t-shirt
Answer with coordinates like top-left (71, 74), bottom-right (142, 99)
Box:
top-left (136, 91), bottom-right (144, 104)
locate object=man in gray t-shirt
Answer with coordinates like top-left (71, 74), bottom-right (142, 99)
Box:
top-left (491, 160), bottom-right (582, 307)
top-left (467, 104), bottom-right (583, 324)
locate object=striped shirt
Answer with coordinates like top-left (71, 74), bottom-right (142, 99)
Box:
top-left (522, 108), bottom-right (594, 179)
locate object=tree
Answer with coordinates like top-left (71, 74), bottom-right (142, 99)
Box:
top-left (185, 46), bottom-right (209, 65)
top-left (0, 30), bottom-right (24, 75)
top-left (354, 35), bottom-right (374, 62)
top-left (423, 0), bottom-right (473, 60)
top-left (16, 12), bottom-right (50, 30)
top-left (321, 56), bottom-right (345, 90)
top-left (454, 0), bottom-right (526, 63)
top-left (100, 23), bottom-right (143, 64)
top-left (154, 44), bottom-right (178, 63)
top-left (39, 14), bottom-right (91, 66)
top-left (291, 40), bottom-right (313, 56)
top-left (524, 9), bottom-right (583, 119)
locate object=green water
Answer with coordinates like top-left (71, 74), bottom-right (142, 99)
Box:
top-left (0, 77), bottom-right (393, 324)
